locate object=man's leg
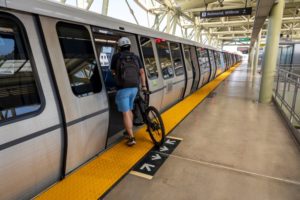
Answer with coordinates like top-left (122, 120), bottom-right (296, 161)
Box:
top-left (123, 111), bottom-right (134, 138)
top-left (129, 110), bottom-right (133, 123)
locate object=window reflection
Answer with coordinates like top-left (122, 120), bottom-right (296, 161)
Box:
top-left (0, 16), bottom-right (41, 123)
top-left (196, 48), bottom-right (210, 70)
top-left (214, 51), bottom-right (221, 67)
top-left (140, 37), bottom-right (158, 79)
top-left (170, 42), bottom-right (184, 76)
top-left (156, 40), bottom-right (174, 79)
top-left (183, 45), bottom-right (193, 71)
top-left (208, 50), bottom-right (216, 69)
top-left (57, 22), bottom-right (101, 97)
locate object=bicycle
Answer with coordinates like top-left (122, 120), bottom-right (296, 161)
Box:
top-left (134, 90), bottom-right (165, 147)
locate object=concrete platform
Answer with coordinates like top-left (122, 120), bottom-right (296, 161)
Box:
top-left (104, 62), bottom-right (300, 200)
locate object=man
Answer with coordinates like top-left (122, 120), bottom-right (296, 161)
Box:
top-left (111, 37), bottom-right (147, 146)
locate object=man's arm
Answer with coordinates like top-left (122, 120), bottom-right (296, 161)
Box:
top-left (111, 53), bottom-right (118, 76)
top-left (140, 68), bottom-right (147, 90)
top-left (136, 55), bottom-right (147, 90)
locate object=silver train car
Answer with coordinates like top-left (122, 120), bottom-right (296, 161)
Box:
top-left (0, 1), bottom-right (242, 199)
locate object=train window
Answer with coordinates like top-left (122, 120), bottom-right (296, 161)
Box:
top-left (140, 37), bottom-right (158, 79)
top-left (156, 40), bottom-right (174, 79)
top-left (208, 50), bottom-right (216, 68)
top-left (170, 42), bottom-right (184, 76)
top-left (0, 15), bottom-right (42, 123)
top-left (196, 48), bottom-right (210, 70)
top-left (183, 45), bottom-right (192, 71)
top-left (214, 51), bottom-right (221, 67)
top-left (57, 22), bottom-right (101, 97)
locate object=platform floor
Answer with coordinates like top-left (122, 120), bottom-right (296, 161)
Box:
top-left (104, 62), bottom-right (300, 200)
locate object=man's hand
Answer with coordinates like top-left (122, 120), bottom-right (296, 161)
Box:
top-left (141, 85), bottom-right (147, 92)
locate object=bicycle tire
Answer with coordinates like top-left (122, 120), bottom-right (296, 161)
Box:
top-left (145, 106), bottom-right (165, 147)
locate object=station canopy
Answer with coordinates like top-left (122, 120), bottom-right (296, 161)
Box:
top-left (57, 0), bottom-right (300, 48)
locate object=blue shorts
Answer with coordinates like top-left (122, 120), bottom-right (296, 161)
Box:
top-left (115, 87), bottom-right (138, 112)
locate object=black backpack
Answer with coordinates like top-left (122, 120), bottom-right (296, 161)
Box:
top-left (115, 52), bottom-right (140, 88)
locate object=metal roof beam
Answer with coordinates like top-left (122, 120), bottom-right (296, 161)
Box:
top-left (191, 17), bottom-right (300, 28)
top-left (202, 28), bottom-right (300, 35)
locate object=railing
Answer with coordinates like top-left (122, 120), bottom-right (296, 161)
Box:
top-left (277, 64), bottom-right (300, 76)
top-left (273, 65), bottom-right (300, 144)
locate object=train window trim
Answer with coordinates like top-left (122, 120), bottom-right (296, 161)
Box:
top-left (0, 12), bottom-right (46, 126)
top-left (56, 22), bottom-right (102, 98)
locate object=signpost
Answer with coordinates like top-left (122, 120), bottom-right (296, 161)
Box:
top-left (200, 7), bottom-right (252, 18)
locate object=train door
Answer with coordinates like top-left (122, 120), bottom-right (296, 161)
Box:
top-left (182, 44), bottom-right (194, 97)
top-left (0, 12), bottom-right (63, 200)
top-left (227, 53), bottom-right (233, 69)
top-left (39, 17), bottom-right (109, 173)
top-left (220, 52), bottom-right (226, 73)
top-left (225, 53), bottom-right (228, 70)
top-left (214, 51), bottom-right (222, 76)
top-left (190, 46), bottom-right (201, 93)
top-left (154, 40), bottom-right (176, 110)
top-left (91, 27), bottom-right (143, 145)
top-left (227, 53), bottom-right (232, 69)
top-left (139, 36), bottom-right (164, 110)
top-left (169, 42), bottom-right (186, 100)
top-left (208, 50), bottom-right (217, 81)
top-left (196, 47), bottom-right (210, 87)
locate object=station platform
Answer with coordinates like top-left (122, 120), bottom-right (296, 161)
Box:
top-left (36, 61), bottom-right (300, 200)
top-left (105, 62), bottom-right (300, 200)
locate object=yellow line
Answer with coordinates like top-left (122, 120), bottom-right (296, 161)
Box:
top-left (129, 171), bottom-right (153, 180)
top-left (166, 136), bottom-right (183, 140)
top-left (35, 64), bottom-right (240, 200)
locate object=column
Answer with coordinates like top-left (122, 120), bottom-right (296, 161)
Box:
top-left (259, 0), bottom-right (285, 103)
top-left (250, 43), bottom-right (256, 70)
top-left (76, 0), bottom-right (84, 9)
top-left (102, 0), bottom-right (109, 15)
top-left (253, 30), bottom-right (262, 75)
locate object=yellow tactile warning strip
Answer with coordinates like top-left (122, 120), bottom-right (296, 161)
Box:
top-left (35, 64), bottom-right (240, 200)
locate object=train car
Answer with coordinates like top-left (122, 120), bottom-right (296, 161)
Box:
top-left (0, 0), bottom-right (241, 199)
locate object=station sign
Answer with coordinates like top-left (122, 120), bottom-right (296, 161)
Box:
top-left (239, 38), bottom-right (250, 42)
top-left (200, 7), bottom-right (252, 18)
top-left (236, 38), bottom-right (250, 42)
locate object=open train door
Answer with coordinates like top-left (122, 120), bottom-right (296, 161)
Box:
top-left (91, 27), bottom-right (145, 146)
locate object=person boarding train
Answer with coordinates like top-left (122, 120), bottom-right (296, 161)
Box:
top-left (111, 37), bottom-right (147, 146)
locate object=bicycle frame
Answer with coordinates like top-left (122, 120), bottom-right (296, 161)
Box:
top-left (135, 92), bottom-right (149, 124)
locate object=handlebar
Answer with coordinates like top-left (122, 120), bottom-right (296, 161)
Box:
top-left (142, 90), bottom-right (152, 95)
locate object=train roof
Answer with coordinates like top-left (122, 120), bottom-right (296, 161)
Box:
top-left (0, 0), bottom-right (238, 53)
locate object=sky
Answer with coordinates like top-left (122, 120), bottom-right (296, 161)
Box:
top-left (52, 0), bottom-right (183, 37)
top-left (50, 0), bottom-right (237, 51)
top-left (56, 0), bottom-right (154, 27)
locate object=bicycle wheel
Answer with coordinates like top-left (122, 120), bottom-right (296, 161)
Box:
top-left (145, 106), bottom-right (165, 147)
